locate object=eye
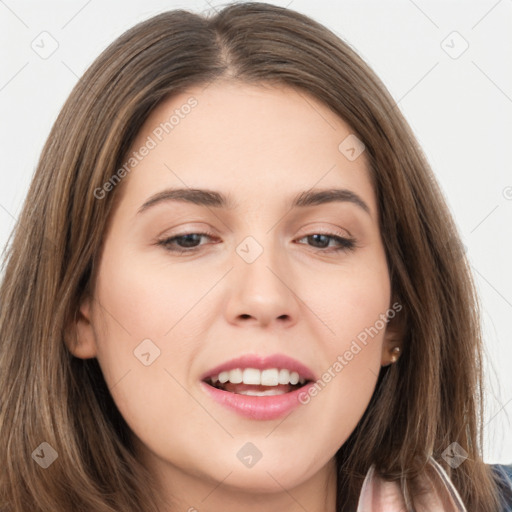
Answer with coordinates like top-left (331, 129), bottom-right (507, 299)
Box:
top-left (295, 233), bottom-right (357, 253)
top-left (156, 231), bottom-right (217, 254)
top-left (156, 231), bottom-right (358, 255)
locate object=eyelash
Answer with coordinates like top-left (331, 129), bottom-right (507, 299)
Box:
top-left (156, 230), bottom-right (357, 255)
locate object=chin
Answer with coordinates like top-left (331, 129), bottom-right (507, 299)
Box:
top-left (213, 467), bottom-right (307, 494)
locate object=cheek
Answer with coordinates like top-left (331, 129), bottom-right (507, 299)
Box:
top-left (90, 253), bottom-right (204, 465)
top-left (90, 243), bottom-right (220, 435)
top-left (297, 256), bottom-right (390, 419)
top-left (300, 255), bottom-right (390, 346)
top-left (94, 246), bottom-right (220, 341)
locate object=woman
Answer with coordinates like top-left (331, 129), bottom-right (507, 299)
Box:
top-left (0, 2), bottom-right (511, 511)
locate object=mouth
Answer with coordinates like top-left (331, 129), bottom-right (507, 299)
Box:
top-left (203, 368), bottom-right (313, 396)
top-left (200, 355), bottom-right (317, 420)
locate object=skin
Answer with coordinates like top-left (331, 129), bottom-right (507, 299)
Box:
top-left (69, 80), bottom-right (403, 512)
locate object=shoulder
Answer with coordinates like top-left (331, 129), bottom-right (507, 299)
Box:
top-left (489, 463), bottom-right (512, 512)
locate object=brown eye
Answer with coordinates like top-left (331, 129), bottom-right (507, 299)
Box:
top-left (295, 233), bottom-right (357, 252)
top-left (157, 231), bottom-right (217, 254)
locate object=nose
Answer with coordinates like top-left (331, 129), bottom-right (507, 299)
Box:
top-left (224, 238), bottom-right (300, 329)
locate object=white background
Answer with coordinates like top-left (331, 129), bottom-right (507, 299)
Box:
top-left (0, 0), bottom-right (511, 463)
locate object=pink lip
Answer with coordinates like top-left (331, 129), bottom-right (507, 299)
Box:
top-left (199, 353), bottom-right (317, 382)
top-left (200, 380), bottom-right (316, 420)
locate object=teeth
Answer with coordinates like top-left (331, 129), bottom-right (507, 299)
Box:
top-left (228, 368), bottom-right (242, 384)
top-left (218, 371), bottom-right (230, 383)
top-left (261, 369), bottom-right (279, 386)
top-left (237, 388), bottom-right (288, 396)
top-left (243, 368), bottom-right (261, 385)
top-left (278, 369), bottom-right (290, 385)
top-left (209, 368), bottom-right (306, 387)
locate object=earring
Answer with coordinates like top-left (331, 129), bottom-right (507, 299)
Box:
top-left (390, 346), bottom-right (401, 363)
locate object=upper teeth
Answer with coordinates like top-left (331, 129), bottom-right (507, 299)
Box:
top-left (209, 368), bottom-right (306, 386)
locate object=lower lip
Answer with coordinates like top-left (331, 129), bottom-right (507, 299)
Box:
top-left (200, 381), bottom-right (315, 420)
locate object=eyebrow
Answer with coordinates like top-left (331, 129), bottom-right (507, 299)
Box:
top-left (136, 187), bottom-right (371, 216)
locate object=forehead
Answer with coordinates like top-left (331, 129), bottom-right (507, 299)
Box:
top-left (119, 80), bottom-right (376, 216)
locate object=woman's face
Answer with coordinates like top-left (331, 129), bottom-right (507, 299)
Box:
top-left (71, 81), bottom-right (400, 507)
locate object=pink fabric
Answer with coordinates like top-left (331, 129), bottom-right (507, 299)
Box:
top-left (356, 457), bottom-right (468, 511)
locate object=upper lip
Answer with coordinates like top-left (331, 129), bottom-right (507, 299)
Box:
top-left (200, 353), bottom-right (317, 382)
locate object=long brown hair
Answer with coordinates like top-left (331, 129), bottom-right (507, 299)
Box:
top-left (0, 2), bottom-right (504, 510)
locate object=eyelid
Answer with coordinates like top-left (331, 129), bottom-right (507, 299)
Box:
top-left (295, 222), bottom-right (353, 238)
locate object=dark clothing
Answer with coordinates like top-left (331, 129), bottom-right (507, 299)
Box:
top-left (491, 463), bottom-right (512, 512)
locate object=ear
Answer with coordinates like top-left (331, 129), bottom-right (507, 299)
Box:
top-left (381, 301), bottom-right (406, 367)
top-left (64, 295), bottom-right (98, 359)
